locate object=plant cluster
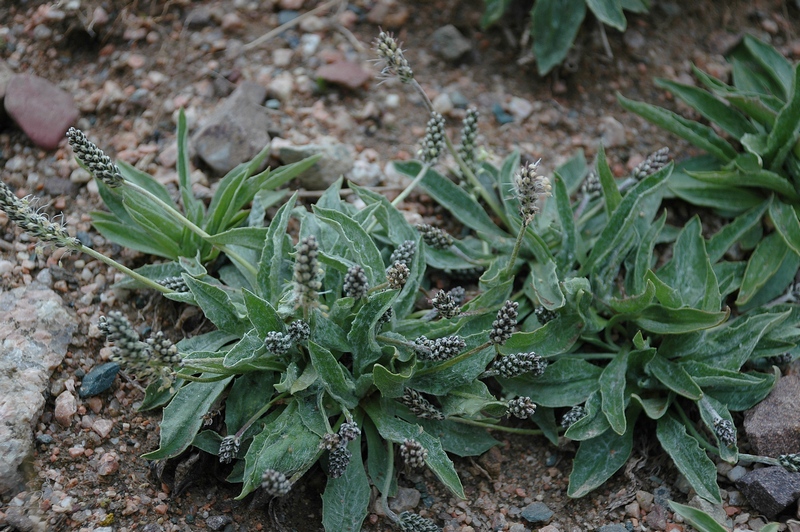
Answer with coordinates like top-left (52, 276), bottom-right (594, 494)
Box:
top-left (2, 29), bottom-right (800, 532)
top-left (481, 0), bottom-right (651, 75)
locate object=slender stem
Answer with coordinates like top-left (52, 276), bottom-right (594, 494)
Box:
top-left (415, 341), bottom-right (493, 376)
top-left (502, 222), bottom-right (527, 279)
top-left (392, 163), bottom-right (430, 207)
top-left (367, 282), bottom-right (389, 294)
top-left (448, 416), bottom-right (544, 436)
top-left (381, 440), bottom-right (399, 522)
top-left (674, 402), bottom-right (715, 452)
top-left (80, 245), bottom-right (172, 293)
top-left (123, 181), bottom-right (258, 277)
top-left (235, 392), bottom-right (289, 439)
top-left (173, 373), bottom-right (231, 383)
top-left (377, 334), bottom-right (415, 349)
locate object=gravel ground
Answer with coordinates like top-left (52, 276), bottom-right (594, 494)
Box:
top-left (1, 0), bottom-right (800, 531)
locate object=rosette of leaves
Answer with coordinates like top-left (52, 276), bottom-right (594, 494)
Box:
top-left (137, 179), bottom-right (548, 531)
top-left (395, 145), bottom-right (799, 502)
top-left (618, 35), bottom-right (800, 309)
top-left (85, 109), bottom-right (320, 286)
top-left (480, 0), bottom-right (650, 75)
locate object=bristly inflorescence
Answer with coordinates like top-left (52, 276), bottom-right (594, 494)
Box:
top-left (261, 469), bottom-right (291, 496)
top-left (375, 31), bottom-right (414, 84)
top-left (398, 511), bottom-right (440, 532)
top-left (416, 223), bottom-right (453, 250)
top-left (507, 397), bottom-right (537, 419)
top-left (293, 235), bottom-right (322, 308)
top-left (632, 147), bottom-right (669, 181)
top-left (145, 331), bottom-right (182, 365)
top-left (779, 454), bottom-right (800, 472)
top-left (338, 421), bottom-right (361, 443)
top-left (387, 261), bottom-right (410, 290)
top-left (418, 112), bottom-right (446, 165)
top-left (514, 160), bottom-right (552, 226)
top-left (390, 240), bottom-right (417, 268)
top-left (491, 352), bottom-right (547, 379)
top-left (66, 127), bottom-right (124, 188)
top-left (264, 331), bottom-right (293, 355)
top-left (400, 388), bottom-right (445, 420)
top-left (713, 418), bottom-right (737, 447)
top-left (0, 180), bottom-right (82, 249)
top-left (414, 335), bottom-right (466, 361)
top-left (458, 107), bottom-right (480, 176)
top-left (400, 439), bottom-right (428, 469)
top-left (561, 405), bottom-right (587, 428)
top-left (431, 289), bottom-right (461, 319)
top-left (490, 300), bottom-right (518, 345)
top-left (343, 264), bottom-right (369, 299)
top-left (534, 305), bottom-right (558, 325)
top-left (580, 169), bottom-right (602, 198)
top-left (219, 435), bottom-right (240, 464)
top-left (327, 445), bottom-right (352, 478)
top-left (158, 276), bottom-right (190, 293)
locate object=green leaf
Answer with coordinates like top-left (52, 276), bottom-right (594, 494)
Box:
top-left (668, 501), bottom-right (729, 532)
top-left (176, 109), bottom-right (205, 225)
top-left (411, 342), bottom-right (495, 397)
top-left (206, 227), bottom-right (269, 249)
top-left (686, 167), bottom-right (799, 201)
top-left (364, 417), bottom-right (397, 497)
top-left (554, 173), bottom-right (580, 271)
top-left (185, 276), bottom-right (250, 336)
top-left (373, 363), bottom-right (413, 399)
top-left (764, 64), bottom-right (800, 170)
top-left (308, 341), bottom-right (358, 409)
top-left (600, 350), bottom-right (629, 434)
top-left (633, 305), bottom-right (728, 334)
top-left (655, 78), bottom-right (757, 139)
top-left (564, 391), bottom-right (611, 441)
top-left (257, 193), bottom-right (296, 303)
top-left (646, 353), bottom-right (703, 400)
top-left (609, 280), bottom-right (656, 314)
top-left (657, 414), bottom-right (721, 503)
top-left (410, 416), bottom-right (500, 457)
top-left (586, 0), bottom-right (626, 30)
top-left (531, 259), bottom-right (565, 309)
top-left (736, 232), bottom-right (791, 305)
top-left (596, 145), bottom-right (622, 215)
top-left (322, 437), bottom-right (370, 532)
top-left (740, 34), bottom-right (794, 100)
top-left (223, 329), bottom-right (266, 368)
top-left (225, 372), bottom-right (275, 434)
top-left (349, 290), bottom-right (396, 375)
top-left (617, 94), bottom-right (737, 162)
top-left (500, 358), bottom-right (603, 407)
top-left (707, 201), bottom-right (770, 262)
top-left (532, 0), bottom-right (587, 75)
top-left (697, 395), bottom-right (737, 463)
top-left (139, 377), bottom-right (182, 411)
top-left (243, 289), bottom-right (283, 338)
top-left (480, 0), bottom-right (512, 28)
top-left (91, 214), bottom-right (180, 259)
top-left (630, 392), bottom-right (672, 420)
top-left (568, 419), bottom-right (633, 498)
top-left (504, 310), bottom-right (585, 355)
top-left (685, 362), bottom-right (778, 411)
top-left (769, 198), bottom-right (800, 256)
top-left (314, 206), bottom-right (384, 286)
top-left (142, 377), bottom-right (232, 460)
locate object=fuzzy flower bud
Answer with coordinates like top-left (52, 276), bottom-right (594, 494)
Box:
top-left (398, 512), bottom-right (440, 532)
top-left (338, 421), bottom-right (361, 443)
top-left (490, 300), bottom-right (518, 345)
top-left (158, 276), bottom-right (190, 293)
top-left (66, 128), bottom-right (124, 188)
top-left (146, 331), bottom-right (182, 365)
top-left (458, 107), bottom-right (480, 175)
top-left (387, 261), bottom-right (410, 290)
top-left (431, 289), bottom-right (461, 319)
top-left (343, 264), bottom-right (369, 299)
top-left (492, 352), bottom-right (547, 379)
top-left (414, 335), bottom-right (466, 361)
top-left (320, 432), bottom-right (341, 451)
top-left (507, 397), bottom-right (537, 419)
top-left (327, 445), bottom-right (352, 478)
top-left (713, 418), bottom-right (737, 448)
top-left (375, 31), bottom-right (414, 84)
top-left (219, 435), bottom-right (240, 464)
top-left (293, 235), bottom-right (322, 308)
top-left (534, 306), bottom-right (558, 325)
top-left (400, 388), bottom-right (445, 420)
top-left (287, 320), bottom-right (310, 343)
top-left (633, 147), bottom-right (670, 181)
top-left (400, 439), bottom-right (428, 469)
top-left (448, 286), bottom-right (466, 305)
top-left (418, 112), bottom-right (445, 165)
top-left (515, 160), bottom-right (551, 226)
top-left (99, 311), bottom-right (150, 366)
top-left (779, 454), bottom-right (800, 472)
top-left (378, 306), bottom-right (394, 326)
top-left (416, 223), bottom-right (453, 250)
top-left (0, 181), bottom-right (82, 249)
top-left (561, 405), bottom-right (587, 429)
top-left (580, 170), bottom-right (602, 197)
top-left (261, 469), bottom-right (291, 496)
top-left (390, 240), bottom-right (417, 268)
top-left (264, 331), bottom-right (293, 355)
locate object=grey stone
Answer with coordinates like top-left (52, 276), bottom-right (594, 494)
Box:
top-left (185, 6), bottom-right (213, 29)
top-left (4, 73), bottom-right (79, 150)
top-left (0, 283), bottom-right (77, 498)
top-left (276, 140), bottom-right (354, 191)
top-left (688, 495), bottom-right (727, 527)
top-left (736, 466), bottom-right (800, 519)
top-left (597, 525), bottom-right (628, 532)
top-left (206, 515), bottom-right (232, 530)
top-left (727, 465), bottom-right (748, 483)
top-left (78, 362), bottom-right (120, 397)
top-left (388, 487), bottom-right (421, 514)
top-left (645, 503), bottom-right (668, 530)
top-left (520, 501), bottom-right (554, 524)
top-left (744, 374), bottom-right (800, 456)
top-left (431, 25), bottom-right (471, 62)
top-left (192, 81), bottom-right (270, 176)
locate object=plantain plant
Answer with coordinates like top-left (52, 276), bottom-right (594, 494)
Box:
top-left (619, 34), bottom-right (800, 310)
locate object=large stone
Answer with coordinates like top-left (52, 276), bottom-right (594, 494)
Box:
top-left (191, 81), bottom-right (270, 176)
top-left (275, 139), bottom-right (354, 190)
top-left (744, 374), bottom-right (800, 456)
top-left (0, 283), bottom-right (77, 499)
top-left (78, 362), bottom-right (120, 397)
top-left (431, 25), bottom-right (472, 62)
top-left (736, 466), bottom-right (800, 519)
top-left (316, 61), bottom-right (372, 90)
top-left (520, 502), bottom-right (553, 524)
top-left (4, 73), bottom-right (79, 149)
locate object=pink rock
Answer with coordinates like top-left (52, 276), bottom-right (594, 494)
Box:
top-left (4, 74), bottom-right (79, 150)
top-left (96, 452), bottom-right (119, 476)
top-left (316, 61), bottom-right (372, 90)
top-left (54, 390), bottom-right (77, 427)
top-left (92, 418), bottom-right (114, 438)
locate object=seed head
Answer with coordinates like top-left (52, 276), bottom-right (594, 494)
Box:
top-left (400, 388), bottom-right (445, 420)
top-left (264, 331), bottom-right (293, 355)
top-left (338, 421), bottom-right (361, 443)
top-left (375, 31), bottom-right (414, 84)
top-left (414, 335), bottom-right (465, 361)
top-left (398, 512), bottom-right (440, 532)
top-left (534, 306), bottom-right (558, 325)
top-left (158, 276), bottom-right (190, 293)
top-left (418, 112), bottom-right (445, 165)
top-left (561, 405), bottom-right (587, 429)
top-left (293, 235), bottom-right (322, 308)
top-left (387, 261), bottom-right (410, 290)
top-left (390, 240), bottom-right (417, 268)
top-left (448, 286), bottom-right (466, 305)
top-left (287, 320), bottom-right (310, 343)
top-left (515, 161), bottom-right (551, 226)
top-left (713, 418), bottom-right (737, 448)
top-left (633, 147), bottom-right (670, 181)
top-left (261, 469), bottom-right (291, 496)
top-left (99, 311), bottom-right (150, 367)
top-left (507, 397), bottom-right (537, 419)
top-left (378, 306), bottom-right (394, 326)
top-left (779, 454), bottom-right (800, 472)
top-left (66, 128), bottom-right (124, 188)
top-left (416, 223), bottom-right (453, 250)
top-left (580, 170), bottom-right (602, 197)
top-left (490, 300), bottom-right (518, 345)
top-left (327, 445), bottom-right (352, 478)
top-left (400, 439), bottom-right (428, 469)
top-left (145, 331), bottom-right (182, 365)
top-left (492, 352), bottom-right (547, 379)
top-left (431, 289), bottom-right (461, 319)
top-left (458, 107), bottom-right (480, 175)
top-left (0, 181), bottom-right (82, 249)
top-left (343, 264), bottom-right (369, 299)
top-left (320, 432), bottom-right (341, 451)
top-left (448, 266), bottom-right (484, 281)
top-left (219, 435), bottom-right (240, 464)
